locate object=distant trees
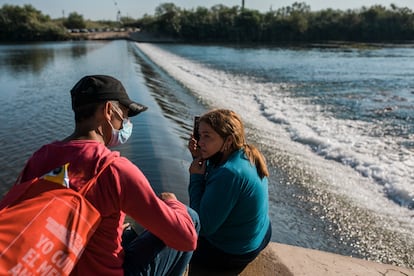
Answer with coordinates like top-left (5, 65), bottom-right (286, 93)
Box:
top-left (63, 12), bottom-right (86, 29)
top-left (0, 4), bottom-right (123, 42)
top-left (357, 5), bottom-right (414, 41)
top-left (0, 4), bottom-right (67, 41)
top-left (1, 2), bottom-right (414, 43)
top-left (139, 2), bottom-right (414, 43)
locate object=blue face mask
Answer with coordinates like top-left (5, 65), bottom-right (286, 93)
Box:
top-left (108, 119), bottom-right (133, 147)
top-left (108, 107), bottom-right (133, 147)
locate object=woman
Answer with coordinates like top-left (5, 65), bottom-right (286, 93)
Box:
top-left (188, 109), bottom-right (272, 270)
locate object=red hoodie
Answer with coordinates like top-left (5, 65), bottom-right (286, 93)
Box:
top-left (18, 140), bottom-right (197, 275)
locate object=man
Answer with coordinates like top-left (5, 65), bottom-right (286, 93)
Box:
top-left (16, 75), bottom-right (199, 275)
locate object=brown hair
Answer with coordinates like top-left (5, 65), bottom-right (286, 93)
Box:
top-left (199, 109), bottom-right (269, 178)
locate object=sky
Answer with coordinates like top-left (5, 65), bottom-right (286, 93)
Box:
top-left (1, 0), bottom-right (414, 21)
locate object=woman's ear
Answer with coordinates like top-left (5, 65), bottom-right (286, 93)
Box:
top-left (224, 136), bottom-right (233, 150)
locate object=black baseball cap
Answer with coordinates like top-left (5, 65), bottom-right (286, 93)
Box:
top-left (70, 75), bottom-right (148, 117)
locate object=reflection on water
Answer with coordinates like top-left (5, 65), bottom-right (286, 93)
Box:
top-left (0, 42), bottom-right (106, 75)
top-left (0, 47), bottom-right (54, 74)
top-left (69, 43), bottom-right (90, 58)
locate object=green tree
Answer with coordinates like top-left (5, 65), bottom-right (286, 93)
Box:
top-left (235, 9), bottom-right (263, 41)
top-left (154, 3), bottom-right (181, 35)
top-left (307, 9), bottom-right (346, 40)
top-left (281, 2), bottom-right (311, 40)
top-left (210, 5), bottom-right (239, 41)
top-left (0, 4), bottom-right (66, 41)
top-left (64, 12), bottom-right (86, 29)
top-left (179, 7), bottom-right (212, 40)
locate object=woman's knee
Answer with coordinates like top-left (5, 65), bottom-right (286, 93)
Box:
top-left (186, 207), bottom-right (200, 233)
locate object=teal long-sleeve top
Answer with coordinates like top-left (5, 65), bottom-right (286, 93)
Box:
top-left (189, 149), bottom-right (271, 255)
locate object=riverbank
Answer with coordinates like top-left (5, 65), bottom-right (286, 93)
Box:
top-left (68, 30), bottom-right (414, 48)
top-left (68, 30), bottom-right (130, 40)
top-left (68, 30), bottom-right (178, 42)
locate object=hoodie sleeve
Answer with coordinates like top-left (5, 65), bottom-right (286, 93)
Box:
top-left (111, 158), bottom-right (198, 251)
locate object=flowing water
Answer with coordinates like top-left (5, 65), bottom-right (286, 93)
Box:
top-left (0, 40), bottom-right (413, 268)
top-left (134, 42), bottom-right (414, 268)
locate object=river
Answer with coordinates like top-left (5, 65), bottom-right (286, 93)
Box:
top-left (0, 40), bottom-right (412, 268)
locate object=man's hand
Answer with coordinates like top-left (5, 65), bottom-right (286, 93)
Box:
top-left (159, 192), bottom-right (177, 201)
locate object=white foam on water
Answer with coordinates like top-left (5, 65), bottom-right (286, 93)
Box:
top-left (135, 42), bottom-right (414, 234)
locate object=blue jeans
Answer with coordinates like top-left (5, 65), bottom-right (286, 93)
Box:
top-left (122, 208), bottom-right (200, 276)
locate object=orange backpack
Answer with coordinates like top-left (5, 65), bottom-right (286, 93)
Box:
top-left (0, 158), bottom-right (114, 275)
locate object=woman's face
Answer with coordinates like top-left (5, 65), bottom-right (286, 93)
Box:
top-left (197, 121), bottom-right (225, 159)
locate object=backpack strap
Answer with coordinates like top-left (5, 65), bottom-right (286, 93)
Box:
top-left (79, 157), bottom-right (116, 196)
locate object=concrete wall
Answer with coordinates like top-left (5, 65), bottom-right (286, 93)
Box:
top-left (188, 242), bottom-right (414, 276)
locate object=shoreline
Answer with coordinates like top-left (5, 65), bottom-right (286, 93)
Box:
top-left (68, 30), bottom-right (177, 43)
top-left (1, 29), bottom-right (407, 47)
top-left (68, 31), bottom-right (131, 41)
top-left (70, 31), bottom-right (414, 47)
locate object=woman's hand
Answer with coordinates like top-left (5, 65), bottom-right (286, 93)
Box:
top-left (189, 157), bottom-right (206, 174)
top-left (188, 135), bottom-right (201, 159)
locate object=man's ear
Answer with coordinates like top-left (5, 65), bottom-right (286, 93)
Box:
top-left (103, 101), bottom-right (113, 121)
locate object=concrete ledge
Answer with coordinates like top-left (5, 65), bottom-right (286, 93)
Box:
top-left (188, 242), bottom-right (414, 275)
